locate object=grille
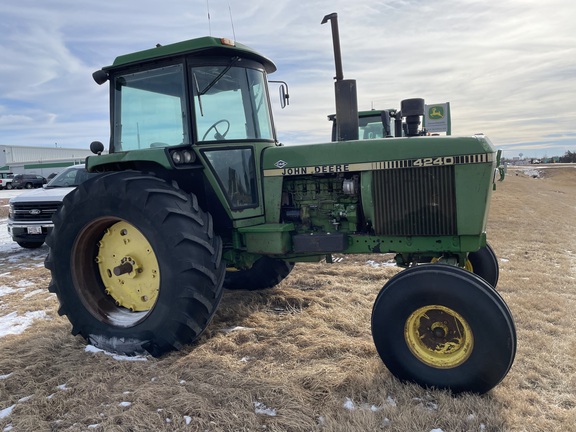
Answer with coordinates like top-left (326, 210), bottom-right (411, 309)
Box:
top-left (372, 165), bottom-right (457, 236)
top-left (12, 202), bottom-right (61, 222)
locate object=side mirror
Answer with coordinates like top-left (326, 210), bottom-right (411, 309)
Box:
top-left (269, 80), bottom-right (290, 109)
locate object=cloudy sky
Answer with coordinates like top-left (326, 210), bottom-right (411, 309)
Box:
top-left (0, 0), bottom-right (574, 158)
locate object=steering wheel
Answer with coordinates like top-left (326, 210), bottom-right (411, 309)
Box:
top-left (202, 119), bottom-right (230, 141)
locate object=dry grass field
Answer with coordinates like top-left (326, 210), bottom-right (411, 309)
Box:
top-left (1, 166), bottom-right (575, 431)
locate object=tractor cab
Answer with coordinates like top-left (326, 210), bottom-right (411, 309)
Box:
top-left (89, 37), bottom-right (280, 219)
top-left (92, 37), bottom-right (277, 151)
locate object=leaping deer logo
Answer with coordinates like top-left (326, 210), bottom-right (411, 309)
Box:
top-left (429, 106), bottom-right (444, 120)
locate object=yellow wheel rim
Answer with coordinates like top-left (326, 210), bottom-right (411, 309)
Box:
top-left (95, 221), bottom-right (160, 312)
top-left (405, 305), bottom-right (474, 369)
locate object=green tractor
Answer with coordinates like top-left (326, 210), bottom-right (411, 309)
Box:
top-left (45, 14), bottom-right (514, 394)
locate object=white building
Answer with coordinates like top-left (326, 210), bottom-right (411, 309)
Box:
top-left (0, 145), bottom-right (95, 177)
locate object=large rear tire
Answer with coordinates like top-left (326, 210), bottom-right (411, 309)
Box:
top-left (45, 172), bottom-right (225, 357)
top-left (224, 257), bottom-right (294, 290)
top-left (371, 264), bottom-right (516, 394)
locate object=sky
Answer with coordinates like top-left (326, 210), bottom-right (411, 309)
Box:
top-left (0, 0), bottom-right (574, 158)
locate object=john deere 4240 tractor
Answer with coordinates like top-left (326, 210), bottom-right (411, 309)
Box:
top-left (45, 14), bottom-right (515, 394)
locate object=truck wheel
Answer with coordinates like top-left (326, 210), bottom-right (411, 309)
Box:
top-left (224, 257), bottom-right (294, 290)
top-left (467, 243), bottom-right (499, 288)
top-left (25, 182), bottom-right (33, 189)
top-left (45, 172), bottom-right (225, 357)
top-left (17, 241), bottom-right (44, 249)
top-left (371, 264), bottom-right (516, 394)
top-left (6, 183), bottom-right (12, 190)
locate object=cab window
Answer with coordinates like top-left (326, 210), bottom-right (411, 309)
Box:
top-left (113, 64), bottom-right (187, 151)
top-left (202, 148), bottom-right (258, 208)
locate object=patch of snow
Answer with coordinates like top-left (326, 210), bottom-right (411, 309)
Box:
top-left (0, 286), bottom-right (24, 297)
top-left (0, 405), bottom-right (15, 419)
top-left (0, 219), bottom-right (20, 254)
top-left (500, 258), bottom-right (510, 263)
top-left (119, 401), bottom-right (132, 407)
top-left (56, 384), bottom-right (69, 391)
top-left (184, 415), bottom-right (192, 425)
top-left (366, 259), bottom-right (397, 268)
top-left (522, 168), bottom-right (541, 178)
top-left (254, 401), bottom-right (277, 416)
top-left (17, 396), bottom-right (32, 403)
top-left (23, 289), bottom-right (44, 299)
top-left (430, 429), bottom-right (445, 432)
top-left (87, 424), bottom-right (99, 429)
top-left (3, 423), bottom-right (14, 431)
top-left (0, 373), bottom-right (12, 380)
top-left (84, 345), bottom-right (148, 362)
top-left (221, 326), bottom-right (255, 334)
top-left (344, 397), bottom-right (390, 412)
top-left (0, 310), bottom-right (47, 338)
top-left (343, 397), bottom-right (355, 410)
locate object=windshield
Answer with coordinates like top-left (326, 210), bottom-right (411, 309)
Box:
top-left (359, 114), bottom-right (390, 139)
top-left (192, 65), bottom-right (274, 142)
top-left (46, 167), bottom-right (100, 188)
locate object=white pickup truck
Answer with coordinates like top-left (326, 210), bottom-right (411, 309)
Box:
top-left (0, 173), bottom-right (14, 190)
top-left (8, 165), bottom-right (99, 248)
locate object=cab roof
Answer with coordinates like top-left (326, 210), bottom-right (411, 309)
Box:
top-left (105, 36), bottom-right (276, 73)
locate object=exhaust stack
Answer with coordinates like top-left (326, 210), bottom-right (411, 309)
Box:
top-left (322, 13), bottom-right (359, 141)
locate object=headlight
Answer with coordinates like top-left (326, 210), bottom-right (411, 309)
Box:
top-left (171, 151), bottom-right (183, 164)
top-left (8, 203), bottom-right (14, 218)
top-left (170, 148), bottom-right (196, 166)
top-left (182, 150), bottom-right (195, 163)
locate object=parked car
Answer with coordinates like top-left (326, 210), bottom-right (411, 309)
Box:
top-left (11, 174), bottom-right (47, 189)
top-left (8, 165), bottom-right (100, 248)
top-left (0, 172), bottom-right (14, 190)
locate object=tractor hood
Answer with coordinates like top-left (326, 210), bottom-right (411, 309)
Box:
top-left (262, 135), bottom-right (496, 177)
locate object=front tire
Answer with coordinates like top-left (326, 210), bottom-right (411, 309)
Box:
top-left (467, 243), bottom-right (499, 288)
top-left (224, 257), bottom-right (294, 290)
top-left (17, 241), bottom-right (44, 249)
top-left (45, 172), bottom-right (225, 357)
top-left (371, 264), bottom-right (516, 394)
